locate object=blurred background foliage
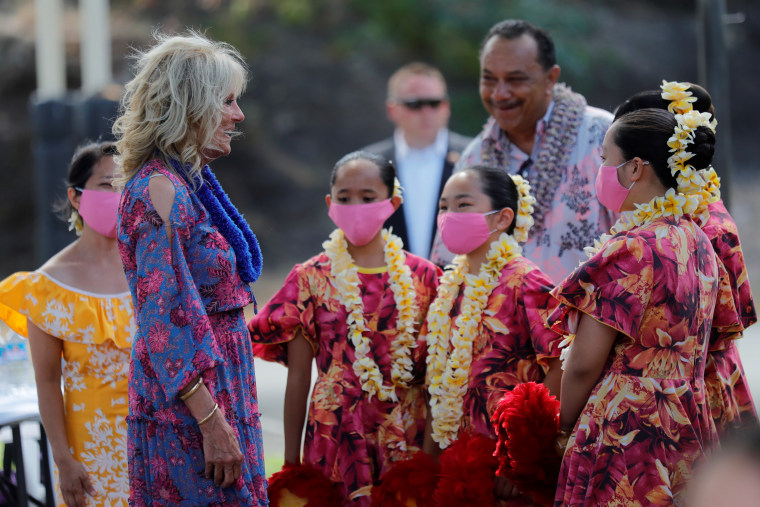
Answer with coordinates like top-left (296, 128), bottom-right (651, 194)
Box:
top-left (1, 0), bottom-right (758, 288)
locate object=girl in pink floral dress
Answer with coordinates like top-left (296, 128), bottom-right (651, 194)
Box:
top-left (420, 165), bottom-right (563, 503)
top-left (248, 151), bottom-right (441, 505)
top-left (550, 108), bottom-right (740, 506)
top-left (614, 82), bottom-right (757, 435)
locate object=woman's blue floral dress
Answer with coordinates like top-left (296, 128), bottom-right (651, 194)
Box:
top-left (118, 159), bottom-right (268, 506)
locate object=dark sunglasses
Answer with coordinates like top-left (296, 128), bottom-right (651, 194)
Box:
top-left (399, 98), bottom-right (447, 110)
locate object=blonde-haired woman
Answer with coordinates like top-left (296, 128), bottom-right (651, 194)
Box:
top-left (113, 31), bottom-right (267, 505)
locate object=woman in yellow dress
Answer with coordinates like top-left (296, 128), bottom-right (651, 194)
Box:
top-left (0, 141), bottom-right (133, 507)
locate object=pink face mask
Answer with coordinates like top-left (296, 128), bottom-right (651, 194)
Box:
top-left (77, 188), bottom-right (121, 238)
top-left (328, 199), bottom-right (396, 246)
top-left (437, 210), bottom-right (498, 255)
top-left (594, 161), bottom-right (637, 213)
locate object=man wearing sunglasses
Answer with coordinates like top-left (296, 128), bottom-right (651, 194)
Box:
top-left (431, 19), bottom-right (615, 282)
top-left (364, 62), bottom-right (471, 261)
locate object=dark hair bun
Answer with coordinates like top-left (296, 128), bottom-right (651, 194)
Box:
top-left (689, 126), bottom-right (716, 170)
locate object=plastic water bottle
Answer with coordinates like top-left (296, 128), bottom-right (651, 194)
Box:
top-left (0, 322), bottom-right (35, 395)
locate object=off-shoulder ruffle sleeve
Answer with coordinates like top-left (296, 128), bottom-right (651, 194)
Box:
top-left (548, 233), bottom-right (653, 341)
top-left (248, 263), bottom-right (318, 365)
top-left (0, 271), bottom-right (134, 348)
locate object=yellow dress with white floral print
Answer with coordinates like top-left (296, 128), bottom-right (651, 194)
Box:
top-left (0, 271), bottom-right (134, 506)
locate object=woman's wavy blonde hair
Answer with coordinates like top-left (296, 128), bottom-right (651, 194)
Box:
top-left (112, 30), bottom-right (248, 187)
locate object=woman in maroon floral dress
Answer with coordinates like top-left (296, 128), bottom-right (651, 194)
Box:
top-left (248, 151), bottom-right (440, 505)
top-left (550, 108), bottom-right (740, 506)
top-left (419, 166), bottom-right (562, 504)
top-left (614, 82), bottom-right (757, 435)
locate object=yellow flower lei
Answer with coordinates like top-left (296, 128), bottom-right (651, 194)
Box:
top-left (393, 177), bottom-right (404, 202)
top-left (584, 188), bottom-right (700, 258)
top-left (564, 188), bottom-right (701, 366)
top-left (699, 166), bottom-right (722, 204)
top-left (660, 80), bottom-right (697, 115)
top-left (323, 228), bottom-right (418, 402)
top-left (424, 232), bottom-right (521, 447)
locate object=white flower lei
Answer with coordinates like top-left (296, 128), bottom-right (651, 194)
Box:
top-left (583, 188), bottom-right (700, 259)
top-left (424, 232), bottom-right (522, 447)
top-left (323, 228), bottom-right (418, 402)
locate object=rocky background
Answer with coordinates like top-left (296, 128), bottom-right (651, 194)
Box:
top-left (1, 0), bottom-right (758, 296)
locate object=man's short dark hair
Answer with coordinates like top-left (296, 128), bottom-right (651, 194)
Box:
top-left (479, 19), bottom-right (556, 70)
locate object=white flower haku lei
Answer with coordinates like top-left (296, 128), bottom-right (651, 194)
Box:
top-left (323, 228), bottom-right (418, 402)
top-left (393, 177), bottom-right (404, 202)
top-left (511, 174), bottom-right (536, 244)
top-left (425, 232), bottom-right (522, 447)
top-left (661, 80), bottom-right (720, 224)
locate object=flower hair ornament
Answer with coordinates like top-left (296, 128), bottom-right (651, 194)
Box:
top-left (510, 174), bottom-right (536, 244)
top-left (660, 80), bottom-right (697, 115)
top-left (661, 80), bottom-right (721, 222)
top-left (68, 209), bottom-right (83, 236)
top-left (393, 177), bottom-right (404, 203)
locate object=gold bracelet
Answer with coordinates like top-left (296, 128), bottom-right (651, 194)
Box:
top-left (197, 403), bottom-right (219, 426)
top-left (180, 377), bottom-right (204, 401)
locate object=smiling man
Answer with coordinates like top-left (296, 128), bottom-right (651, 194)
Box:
top-left (434, 20), bottom-right (614, 282)
top-left (364, 62), bottom-right (471, 261)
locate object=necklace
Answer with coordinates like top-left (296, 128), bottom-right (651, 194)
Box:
top-left (169, 159), bottom-right (262, 284)
top-left (583, 188), bottom-right (700, 258)
top-left (559, 188), bottom-right (701, 366)
top-left (323, 228), bottom-right (418, 402)
top-left (424, 233), bottom-right (521, 447)
top-left (480, 83), bottom-right (586, 233)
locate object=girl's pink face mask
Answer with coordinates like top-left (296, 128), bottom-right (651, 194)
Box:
top-left (328, 199), bottom-right (395, 246)
top-left (437, 210), bottom-right (498, 255)
top-left (594, 160), bottom-right (639, 213)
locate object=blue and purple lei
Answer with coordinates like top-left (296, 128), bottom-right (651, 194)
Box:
top-left (170, 159), bottom-right (262, 284)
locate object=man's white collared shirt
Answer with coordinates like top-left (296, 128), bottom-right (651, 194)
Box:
top-left (394, 128), bottom-right (449, 257)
